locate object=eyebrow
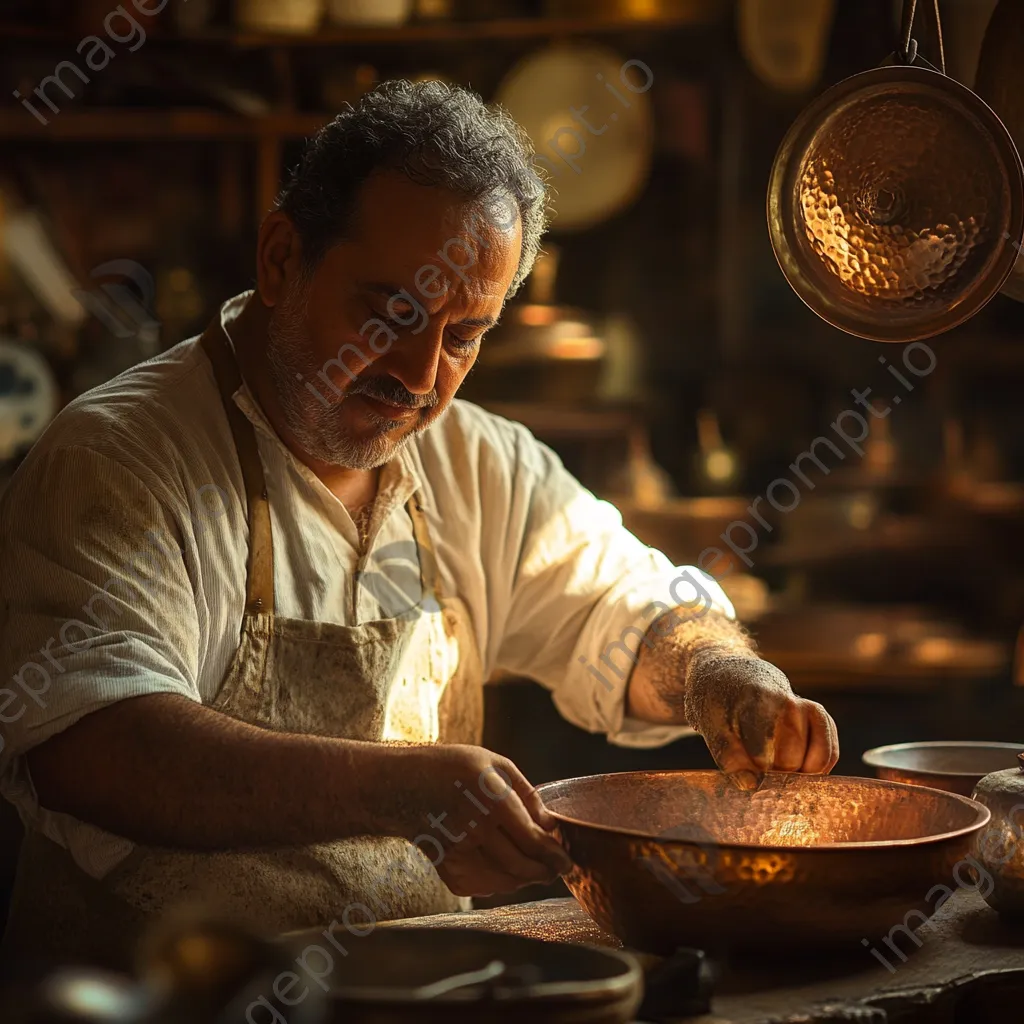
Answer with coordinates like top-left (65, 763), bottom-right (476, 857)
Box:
top-left (360, 282), bottom-right (499, 330)
top-left (454, 314), bottom-right (499, 329)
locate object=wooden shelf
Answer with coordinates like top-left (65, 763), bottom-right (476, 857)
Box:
top-left (0, 109), bottom-right (332, 141)
top-left (479, 401), bottom-right (640, 438)
top-left (224, 11), bottom-right (723, 46)
top-left (0, 7), bottom-right (725, 48)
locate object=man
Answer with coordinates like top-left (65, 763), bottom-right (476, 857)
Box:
top-left (0, 82), bottom-right (838, 968)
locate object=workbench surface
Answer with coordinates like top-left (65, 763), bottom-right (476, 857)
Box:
top-left (382, 890), bottom-right (1024, 1022)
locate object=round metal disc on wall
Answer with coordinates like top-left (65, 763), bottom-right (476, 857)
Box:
top-left (495, 43), bottom-right (655, 233)
top-left (738, 0), bottom-right (837, 94)
top-left (768, 64), bottom-right (1024, 342)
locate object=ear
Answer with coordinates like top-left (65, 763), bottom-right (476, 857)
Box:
top-left (255, 212), bottom-right (306, 308)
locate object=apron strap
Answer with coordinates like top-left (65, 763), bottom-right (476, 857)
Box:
top-left (199, 320), bottom-right (275, 616)
top-left (407, 496), bottom-right (442, 611)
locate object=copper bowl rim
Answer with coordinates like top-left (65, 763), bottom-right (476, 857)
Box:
top-left (862, 740), bottom-right (1024, 776)
top-left (767, 63), bottom-right (1024, 343)
top-left (538, 769), bottom-right (991, 852)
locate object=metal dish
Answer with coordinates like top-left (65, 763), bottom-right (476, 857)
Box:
top-left (495, 43), bottom-right (653, 232)
top-left (322, 927), bottom-right (642, 1023)
top-left (768, 62), bottom-right (1023, 342)
top-left (863, 740), bottom-right (1024, 796)
top-left (539, 770), bottom-right (989, 954)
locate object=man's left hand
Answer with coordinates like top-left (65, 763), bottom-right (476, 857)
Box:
top-left (685, 653), bottom-right (839, 780)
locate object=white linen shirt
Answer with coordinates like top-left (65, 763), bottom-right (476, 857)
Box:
top-left (0, 297), bottom-right (732, 879)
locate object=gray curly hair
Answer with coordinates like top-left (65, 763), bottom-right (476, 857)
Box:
top-left (276, 80), bottom-right (549, 296)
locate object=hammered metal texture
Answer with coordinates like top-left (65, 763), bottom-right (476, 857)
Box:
top-left (972, 767), bottom-right (1024, 918)
top-left (769, 66), bottom-right (1024, 341)
top-left (539, 771), bottom-right (990, 955)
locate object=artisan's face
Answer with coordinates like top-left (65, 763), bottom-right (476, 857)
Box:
top-left (265, 173), bottom-right (522, 469)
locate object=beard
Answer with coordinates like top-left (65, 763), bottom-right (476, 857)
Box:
top-left (265, 279), bottom-right (440, 470)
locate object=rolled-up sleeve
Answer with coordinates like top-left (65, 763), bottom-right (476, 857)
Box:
top-left (493, 430), bottom-right (733, 748)
top-left (0, 445), bottom-right (201, 862)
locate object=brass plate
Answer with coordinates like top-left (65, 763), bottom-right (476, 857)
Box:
top-left (769, 65), bottom-right (1024, 342)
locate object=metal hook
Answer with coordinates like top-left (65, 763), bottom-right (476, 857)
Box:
top-left (899, 0), bottom-right (919, 63)
top-left (898, 0), bottom-right (946, 73)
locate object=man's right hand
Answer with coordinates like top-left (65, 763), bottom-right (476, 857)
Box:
top-left (384, 744), bottom-right (573, 898)
top-left (25, 695), bottom-right (573, 897)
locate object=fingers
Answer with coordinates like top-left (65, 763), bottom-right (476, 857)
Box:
top-left (438, 790), bottom-right (572, 897)
top-left (695, 658), bottom-right (840, 779)
top-left (708, 731), bottom-right (761, 782)
top-left (483, 825), bottom-right (563, 885)
top-left (711, 698), bottom-right (839, 777)
top-left (799, 702), bottom-right (840, 774)
top-left (496, 759), bottom-right (556, 830)
top-left (771, 700), bottom-right (810, 773)
top-left (492, 792), bottom-right (574, 875)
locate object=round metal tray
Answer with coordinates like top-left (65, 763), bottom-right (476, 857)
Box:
top-left (863, 740), bottom-right (1024, 796)
top-left (769, 64), bottom-right (1024, 342)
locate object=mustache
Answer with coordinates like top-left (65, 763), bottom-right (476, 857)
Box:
top-left (344, 375), bottom-right (438, 410)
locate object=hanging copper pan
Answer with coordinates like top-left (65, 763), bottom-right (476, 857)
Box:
top-left (768, 0), bottom-right (1024, 343)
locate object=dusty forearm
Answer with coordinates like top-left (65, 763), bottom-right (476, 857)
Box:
top-left (625, 608), bottom-right (759, 724)
top-left (27, 693), bottom-right (409, 849)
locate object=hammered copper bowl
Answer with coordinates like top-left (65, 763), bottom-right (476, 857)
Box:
top-left (863, 740), bottom-right (1024, 796)
top-left (769, 64), bottom-right (1024, 342)
top-left (539, 771), bottom-right (989, 955)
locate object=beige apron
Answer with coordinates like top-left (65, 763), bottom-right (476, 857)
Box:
top-left (2, 320), bottom-right (483, 970)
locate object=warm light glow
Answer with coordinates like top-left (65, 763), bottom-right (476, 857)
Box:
top-left (47, 974), bottom-right (132, 1016)
top-left (854, 633), bottom-right (887, 658)
top-left (758, 816), bottom-right (821, 847)
top-left (912, 637), bottom-right (956, 664)
top-left (547, 334), bottom-right (605, 360)
top-left (518, 304), bottom-right (560, 327)
top-left (706, 451), bottom-right (737, 482)
top-left (381, 612), bottom-right (462, 743)
top-left (846, 497), bottom-right (876, 530)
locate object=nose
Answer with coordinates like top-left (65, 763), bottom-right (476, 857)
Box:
top-left (383, 322), bottom-right (445, 396)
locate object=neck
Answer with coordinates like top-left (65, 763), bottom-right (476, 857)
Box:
top-left (226, 293), bottom-right (379, 502)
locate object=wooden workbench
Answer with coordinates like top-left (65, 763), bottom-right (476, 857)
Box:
top-left (382, 890), bottom-right (1024, 1022)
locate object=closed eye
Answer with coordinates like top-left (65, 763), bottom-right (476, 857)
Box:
top-left (445, 330), bottom-right (484, 352)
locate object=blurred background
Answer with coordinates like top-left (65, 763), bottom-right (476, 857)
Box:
top-left (2, 0), bottom-right (1023, 906)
